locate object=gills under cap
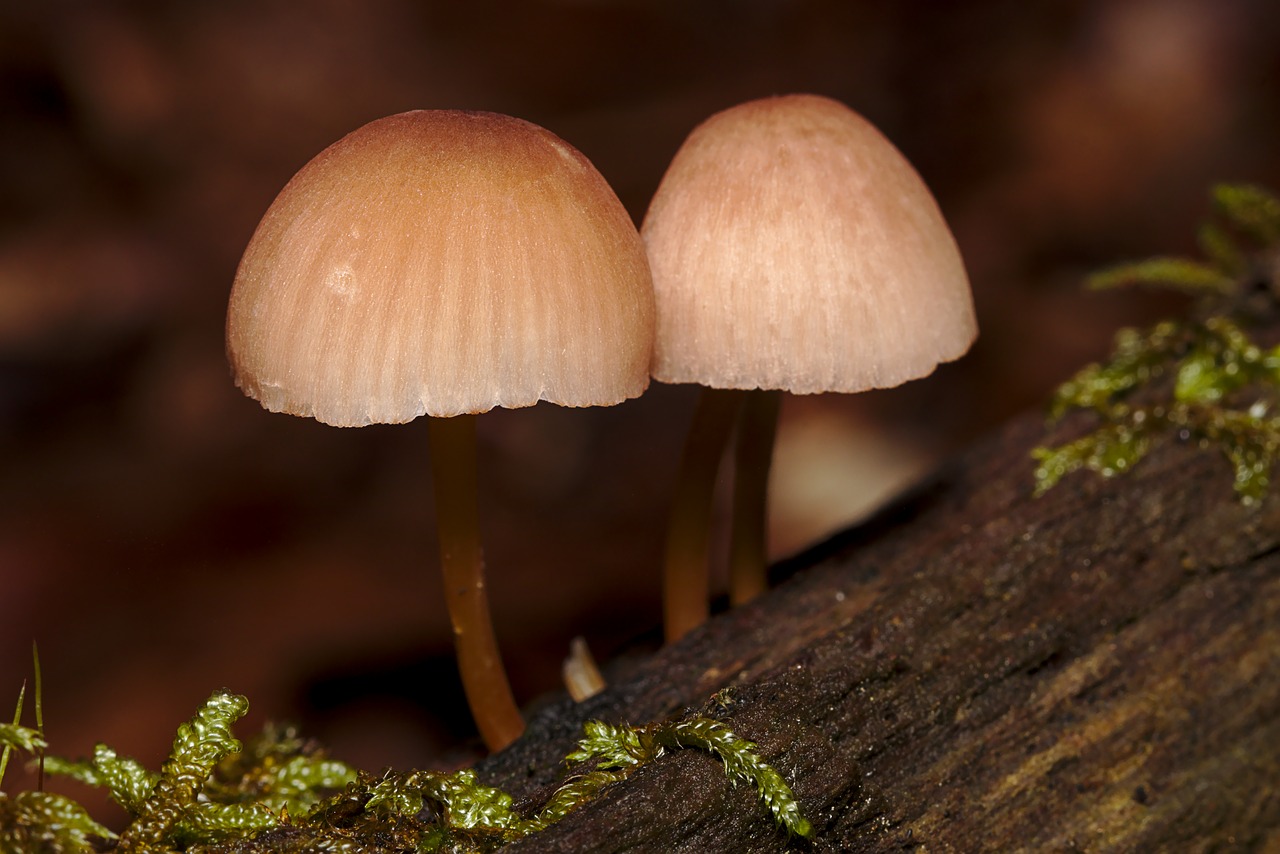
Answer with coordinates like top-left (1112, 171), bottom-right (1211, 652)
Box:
top-left (642, 94), bottom-right (977, 394)
top-left (227, 110), bottom-right (655, 427)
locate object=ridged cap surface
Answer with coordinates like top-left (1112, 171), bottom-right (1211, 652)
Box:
top-left (227, 110), bottom-right (655, 426)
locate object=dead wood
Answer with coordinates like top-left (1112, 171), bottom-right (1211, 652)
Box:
top-left (476, 384), bottom-right (1280, 851)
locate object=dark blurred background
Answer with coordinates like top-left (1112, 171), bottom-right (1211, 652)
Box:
top-left (1, 0), bottom-right (1277, 821)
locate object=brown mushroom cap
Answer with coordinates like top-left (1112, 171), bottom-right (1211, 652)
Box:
top-left (642, 94), bottom-right (977, 394)
top-left (227, 110), bottom-right (655, 426)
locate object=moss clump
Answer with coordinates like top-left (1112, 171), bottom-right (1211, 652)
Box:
top-left (1034, 184), bottom-right (1280, 503)
top-left (545, 717), bottom-right (812, 839)
top-left (0, 790), bottom-right (115, 853)
top-left (1, 679), bottom-right (114, 853)
top-left (2, 689), bottom-right (811, 852)
top-left (35, 691), bottom-right (356, 853)
top-left (277, 714), bottom-right (812, 851)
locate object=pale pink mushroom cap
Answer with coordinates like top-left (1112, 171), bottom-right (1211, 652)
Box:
top-left (642, 94), bottom-right (977, 393)
top-left (227, 110), bottom-right (655, 426)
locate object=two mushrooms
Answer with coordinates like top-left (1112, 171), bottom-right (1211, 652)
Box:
top-left (225, 95), bottom-right (977, 753)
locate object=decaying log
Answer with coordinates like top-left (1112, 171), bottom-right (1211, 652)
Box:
top-left (475, 391), bottom-right (1280, 850)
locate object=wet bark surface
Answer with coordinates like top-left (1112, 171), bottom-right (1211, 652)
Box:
top-left (476, 404), bottom-right (1280, 851)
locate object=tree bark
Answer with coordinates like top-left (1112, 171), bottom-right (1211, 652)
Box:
top-left (477, 388), bottom-right (1280, 850)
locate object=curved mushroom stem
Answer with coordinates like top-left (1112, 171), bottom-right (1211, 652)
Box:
top-left (428, 414), bottom-right (525, 752)
top-left (663, 387), bottom-right (746, 643)
top-left (728, 388), bottom-right (782, 606)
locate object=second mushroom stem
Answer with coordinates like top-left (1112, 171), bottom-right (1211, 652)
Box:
top-left (663, 387), bottom-right (784, 643)
top-left (729, 388), bottom-right (782, 606)
top-left (663, 388), bottom-right (746, 643)
top-left (428, 414), bottom-right (525, 752)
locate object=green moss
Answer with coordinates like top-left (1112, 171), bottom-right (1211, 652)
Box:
top-left (560, 716), bottom-right (812, 838)
top-left (282, 713), bottom-right (812, 851)
top-left (0, 790), bottom-right (115, 853)
top-left (40, 692), bottom-right (280, 850)
top-left (2, 686), bottom-right (810, 852)
top-left (1, 674), bottom-right (113, 854)
top-left (1, 690), bottom-right (45, 779)
top-left (1035, 184), bottom-right (1280, 503)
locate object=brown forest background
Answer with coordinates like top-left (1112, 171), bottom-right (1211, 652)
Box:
top-left (1, 0), bottom-right (1278, 825)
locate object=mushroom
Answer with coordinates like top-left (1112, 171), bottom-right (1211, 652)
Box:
top-left (561, 636), bottom-right (606, 702)
top-left (642, 94), bottom-right (976, 641)
top-left (227, 110), bottom-right (654, 750)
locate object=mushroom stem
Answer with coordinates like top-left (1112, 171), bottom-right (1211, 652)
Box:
top-left (728, 388), bottom-right (782, 606)
top-left (663, 387), bottom-right (746, 643)
top-left (428, 414), bottom-right (525, 752)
